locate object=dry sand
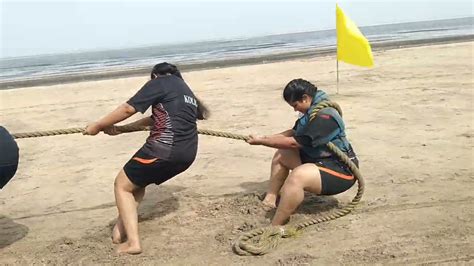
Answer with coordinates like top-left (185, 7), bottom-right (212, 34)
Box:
top-left (0, 41), bottom-right (473, 265)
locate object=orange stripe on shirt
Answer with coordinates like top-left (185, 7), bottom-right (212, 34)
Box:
top-left (318, 166), bottom-right (354, 180)
top-left (132, 157), bottom-right (158, 164)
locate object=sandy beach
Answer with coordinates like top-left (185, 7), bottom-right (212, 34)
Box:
top-left (0, 41), bottom-right (473, 264)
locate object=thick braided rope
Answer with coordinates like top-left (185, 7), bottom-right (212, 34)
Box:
top-left (233, 100), bottom-right (365, 256)
top-left (11, 125), bottom-right (250, 141)
top-left (10, 102), bottom-right (341, 140)
top-left (10, 103), bottom-right (363, 256)
top-left (12, 127), bottom-right (86, 139)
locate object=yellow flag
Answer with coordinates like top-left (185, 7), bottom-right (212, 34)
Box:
top-left (336, 4), bottom-right (374, 67)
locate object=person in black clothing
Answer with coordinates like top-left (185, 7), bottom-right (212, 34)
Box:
top-left (0, 126), bottom-right (19, 190)
top-left (84, 62), bottom-right (209, 254)
top-left (247, 78), bottom-right (358, 226)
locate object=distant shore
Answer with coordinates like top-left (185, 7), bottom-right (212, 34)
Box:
top-left (1, 34), bottom-right (472, 90)
top-left (1, 41), bottom-right (473, 264)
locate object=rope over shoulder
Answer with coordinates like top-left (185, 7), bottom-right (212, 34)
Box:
top-left (232, 100), bottom-right (364, 256)
top-left (9, 101), bottom-right (363, 256)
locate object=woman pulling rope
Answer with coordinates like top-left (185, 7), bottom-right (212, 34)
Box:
top-left (84, 62), bottom-right (209, 255)
top-left (246, 78), bottom-right (359, 226)
top-left (6, 76), bottom-right (362, 256)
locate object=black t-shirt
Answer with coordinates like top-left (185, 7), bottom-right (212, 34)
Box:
top-left (293, 111), bottom-right (340, 159)
top-left (127, 75), bottom-right (199, 161)
top-left (293, 112), bottom-right (339, 147)
top-left (0, 126), bottom-right (19, 167)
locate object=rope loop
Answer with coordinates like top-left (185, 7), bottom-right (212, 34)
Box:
top-left (10, 101), bottom-right (363, 256)
top-left (232, 100), bottom-right (364, 256)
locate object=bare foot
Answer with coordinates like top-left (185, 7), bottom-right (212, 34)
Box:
top-left (261, 193), bottom-right (278, 210)
top-left (116, 242), bottom-right (142, 255)
top-left (261, 199), bottom-right (277, 211)
top-left (111, 219), bottom-right (126, 244)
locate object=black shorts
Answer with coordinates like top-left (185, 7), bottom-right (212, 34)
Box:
top-left (0, 164), bottom-right (18, 189)
top-left (123, 150), bottom-right (194, 188)
top-left (300, 152), bottom-right (359, 196)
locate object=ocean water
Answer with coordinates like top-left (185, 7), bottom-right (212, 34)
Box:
top-left (0, 17), bottom-right (472, 85)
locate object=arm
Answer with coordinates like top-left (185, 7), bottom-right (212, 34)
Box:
top-left (248, 110), bottom-right (341, 149)
top-left (247, 129), bottom-right (300, 149)
top-left (84, 103), bottom-right (137, 135)
top-left (248, 134), bottom-right (301, 149)
top-left (121, 116), bottom-right (153, 128)
top-left (85, 79), bottom-right (164, 136)
top-left (102, 116), bottom-right (153, 136)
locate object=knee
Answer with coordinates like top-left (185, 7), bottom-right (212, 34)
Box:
top-left (115, 170), bottom-right (137, 193)
top-left (272, 150), bottom-right (283, 164)
top-left (114, 172), bottom-right (125, 191)
top-left (272, 149), bottom-right (299, 168)
top-left (285, 164), bottom-right (316, 188)
top-left (283, 171), bottom-right (304, 190)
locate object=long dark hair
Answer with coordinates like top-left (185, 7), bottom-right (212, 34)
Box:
top-left (283, 78), bottom-right (318, 103)
top-left (151, 62), bottom-right (209, 120)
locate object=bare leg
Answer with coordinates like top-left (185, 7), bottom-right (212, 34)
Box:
top-left (272, 164), bottom-right (322, 226)
top-left (112, 216), bottom-right (126, 244)
top-left (114, 169), bottom-right (143, 254)
top-left (112, 187), bottom-right (145, 244)
top-left (263, 149), bottom-right (301, 208)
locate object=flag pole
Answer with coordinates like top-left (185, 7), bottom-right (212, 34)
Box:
top-left (336, 59), bottom-right (339, 94)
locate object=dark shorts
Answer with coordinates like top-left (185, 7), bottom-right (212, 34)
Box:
top-left (300, 152), bottom-right (359, 196)
top-left (123, 149), bottom-right (194, 188)
top-left (0, 164), bottom-right (18, 189)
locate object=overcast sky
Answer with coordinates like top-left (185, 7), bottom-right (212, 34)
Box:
top-left (1, 0), bottom-right (472, 58)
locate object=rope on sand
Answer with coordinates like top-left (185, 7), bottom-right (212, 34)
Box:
top-left (10, 100), bottom-right (364, 256)
top-left (232, 141), bottom-right (364, 255)
top-left (232, 101), bottom-right (364, 256)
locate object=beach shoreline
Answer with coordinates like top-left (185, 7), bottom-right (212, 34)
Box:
top-left (1, 34), bottom-right (473, 90)
top-left (0, 40), bottom-right (472, 264)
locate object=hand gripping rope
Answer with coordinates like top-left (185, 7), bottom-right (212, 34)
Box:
top-left (232, 101), bottom-right (365, 256)
top-left (11, 100), bottom-right (364, 256)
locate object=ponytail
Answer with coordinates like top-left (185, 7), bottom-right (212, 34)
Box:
top-left (151, 62), bottom-right (210, 120)
top-left (195, 97), bottom-right (209, 120)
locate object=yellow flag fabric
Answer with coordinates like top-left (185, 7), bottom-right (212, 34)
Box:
top-left (336, 4), bottom-right (374, 67)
